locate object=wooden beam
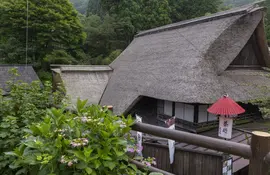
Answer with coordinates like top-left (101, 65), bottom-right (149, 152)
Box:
top-left (249, 131), bottom-right (270, 175)
top-left (129, 159), bottom-right (175, 175)
top-left (132, 122), bottom-right (252, 158)
top-left (194, 104), bottom-right (199, 123)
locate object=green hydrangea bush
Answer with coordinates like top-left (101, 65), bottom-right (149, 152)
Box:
top-left (1, 69), bottom-right (163, 175)
top-left (6, 99), bottom-right (144, 175)
top-left (0, 68), bottom-right (64, 174)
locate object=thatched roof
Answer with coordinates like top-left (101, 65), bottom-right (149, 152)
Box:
top-left (0, 65), bottom-right (40, 95)
top-left (51, 65), bottom-right (112, 105)
top-left (100, 4), bottom-right (270, 115)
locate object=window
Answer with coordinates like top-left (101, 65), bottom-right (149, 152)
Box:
top-left (198, 105), bottom-right (217, 122)
top-left (175, 102), bottom-right (194, 122)
top-left (208, 112), bottom-right (217, 121)
top-left (164, 101), bottom-right (173, 116)
top-left (184, 104), bottom-right (194, 122)
top-left (162, 100), bottom-right (218, 123)
top-left (198, 105), bottom-right (208, 123)
top-left (175, 103), bottom-right (184, 120)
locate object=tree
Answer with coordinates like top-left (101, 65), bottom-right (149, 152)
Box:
top-left (70, 0), bottom-right (89, 14)
top-left (140, 0), bottom-right (171, 30)
top-left (168, 0), bottom-right (222, 23)
top-left (223, 0), bottom-right (256, 7)
top-left (80, 13), bottom-right (135, 65)
top-left (81, 15), bottom-right (117, 58)
top-left (0, 0), bottom-right (86, 70)
top-left (101, 0), bottom-right (171, 31)
top-left (87, 0), bottom-right (103, 16)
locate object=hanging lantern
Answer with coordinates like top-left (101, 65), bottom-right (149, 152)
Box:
top-left (207, 94), bottom-right (245, 139)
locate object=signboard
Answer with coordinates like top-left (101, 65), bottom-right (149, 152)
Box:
top-left (136, 114), bottom-right (143, 156)
top-left (223, 156), bottom-right (233, 175)
top-left (218, 116), bottom-right (233, 139)
top-left (165, 117), bottom-right (175, 164)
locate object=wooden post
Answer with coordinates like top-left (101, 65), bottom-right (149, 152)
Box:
top-left (249, 131), bottom-right (270, 175)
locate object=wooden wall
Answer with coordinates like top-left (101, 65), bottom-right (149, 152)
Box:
top-left (129, 97), bottom-right (158, 125)
top-left (142, 142), bottom-right (223, 175)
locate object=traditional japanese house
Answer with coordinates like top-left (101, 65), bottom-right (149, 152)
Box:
top-left (50, 4), bottom-right (270, 174)
top-left (99, 4), bottom-right (270, 132)
top-left (51, 4), bottom-right (270, 132)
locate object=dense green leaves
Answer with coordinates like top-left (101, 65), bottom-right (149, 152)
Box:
top-left (223, 0), bottom-right (256, 7)
top-left (87, 0), bottom-right (103, 16)
top-left (70, 0), bottom-right (89, 14)
top-left (6, 99), bottom-right (142, 174)
top-left (0, 69), bottom-right (65, 174)
top-left (0, 0), bottom-right (85, 76)
top-left (168, 0), bottom-right (222, 22)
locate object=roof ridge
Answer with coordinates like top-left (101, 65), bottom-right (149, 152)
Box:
top-left (136, 4), bottom-right (256, 38)
top-left (50, 64), bottom-right (110, 68)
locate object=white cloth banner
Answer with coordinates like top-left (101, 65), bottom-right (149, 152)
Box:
top-left (136, 114), bottom-right (143, 156)
top-left (218, 116), bottom-right (233, 139)
top-left (168, 124), bottom-right (175, 164)
top-left (223, 158), bottom-right (233, 175)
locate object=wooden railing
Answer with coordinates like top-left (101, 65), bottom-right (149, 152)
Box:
top-left (132, 122), bottom-right (270, 175)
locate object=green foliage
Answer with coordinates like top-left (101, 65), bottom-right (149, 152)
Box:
top-left (168, 0), bottom-right (222, 22)
top-left (0, 69), bottom-right (65, 174)
top-left (80, 14), bottom-right (131, 64)
top-left (250, 97), bottom-right (270, 118)
top-left (43, 50), bottom-right (77, 65)
top-left (87, 0), bottom-right (103, 16)
top-left (7, 99), bottom-right (142, 175)
top-left (0, 0), bottom-right (85, 70)
top-left (223, 0), bottom-right (256, 7)
top-left (248, 71), bottom-right (270, 118)
top-left (102, 49), bottom-right (122, 65)
top-left (37, 70), bottom-right (53, 82)
top-left (70, 0), bottom-right (89, 14)
top-left (101, 0), bottom-right (171, 31)
top-left (82, 15), bottom-right (117, 58)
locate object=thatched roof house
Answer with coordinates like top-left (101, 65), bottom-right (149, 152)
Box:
top-left (51, 65), bottom-right (112, 105)
top-left (0, 65), bottom-right (40, 95)
top-left (100, 4), bottom-right (270, 116)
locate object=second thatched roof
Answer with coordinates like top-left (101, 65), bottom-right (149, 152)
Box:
top-left (51, 65), bottom-right (112, 105)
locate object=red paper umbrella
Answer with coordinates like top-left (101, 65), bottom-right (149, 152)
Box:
top-left (207, 95), bottom-right (245, 116)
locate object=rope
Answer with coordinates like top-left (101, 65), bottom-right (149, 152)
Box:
top-left (25, 0), bottom-right (29, 66)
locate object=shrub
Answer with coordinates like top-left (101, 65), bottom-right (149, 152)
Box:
top-left (6, 99), bottom-right (142, 175)
top-left (0, 68), bottom-right (65, 174)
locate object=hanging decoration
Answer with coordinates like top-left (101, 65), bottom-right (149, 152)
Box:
top-left (165, 116), bottom-right (175, 164)
top-left (136, 114), bottom-right (143, 156)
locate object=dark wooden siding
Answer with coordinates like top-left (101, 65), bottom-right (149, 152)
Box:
top-left (129, 97), bottom-right (158, 125)
top-left (230, 33), bottom-right (265, 66)
top-left (142, 142), bottom-right (223, 175)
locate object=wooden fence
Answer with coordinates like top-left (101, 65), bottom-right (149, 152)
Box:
top-left (132, 122), bottom-right (270, 175)
top-left (142, 142), bottom-right (223, 175)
